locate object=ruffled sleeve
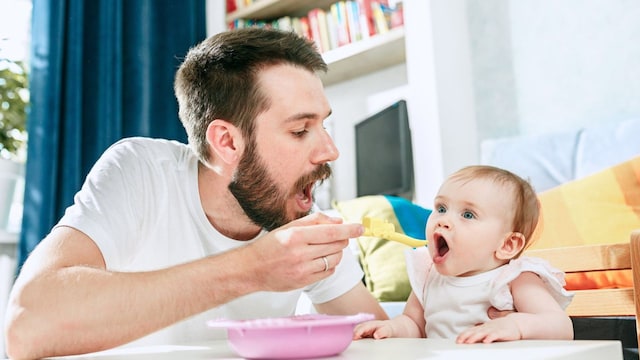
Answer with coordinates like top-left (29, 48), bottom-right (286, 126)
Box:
top-left (404, 247), bottom-right (433, 306)
top-left (490, 257), bottom-right (574, 311)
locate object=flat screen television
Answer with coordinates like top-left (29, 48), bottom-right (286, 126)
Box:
top-left (355, 100), bottom-right (414, 199)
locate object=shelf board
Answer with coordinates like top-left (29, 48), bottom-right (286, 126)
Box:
top-left (226, 0), bottom-right (337, 22)
top-left (320, 27), bottom-right (406, 86)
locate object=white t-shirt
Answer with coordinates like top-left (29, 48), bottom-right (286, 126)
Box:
top-left (56, 137), bottom-right (364, 346)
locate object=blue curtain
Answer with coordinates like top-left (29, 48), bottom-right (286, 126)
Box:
top-left (18, 0), bottom-right (207, 268)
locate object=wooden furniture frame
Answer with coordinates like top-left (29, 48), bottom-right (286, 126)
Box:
top-left (524, 229), bottom-right (640, 348)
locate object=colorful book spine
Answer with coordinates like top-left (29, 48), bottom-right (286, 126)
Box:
top-left (307, 8), bottom-right (325, 52)
top-left (316, 8), bottom-right (332, 52)
top-left (357, 0), bottom-right (376, 38)
top-left (345, 0), bottom-right (362, 42)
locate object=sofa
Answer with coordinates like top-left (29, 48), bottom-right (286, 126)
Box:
top-left (331, 118), bottom-right (640, 359)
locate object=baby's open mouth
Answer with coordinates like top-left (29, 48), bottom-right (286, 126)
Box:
top-left (433, 232), bottom-right (450, 257)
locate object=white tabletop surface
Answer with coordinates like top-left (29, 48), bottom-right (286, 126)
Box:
top-left (39, 338), bottom-right (623, 360)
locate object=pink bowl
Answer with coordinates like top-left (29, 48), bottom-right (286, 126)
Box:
top-left (207, 313), bottom-right (374, 359)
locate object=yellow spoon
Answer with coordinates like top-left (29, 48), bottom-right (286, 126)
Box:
top-left (361, 217), bottom-right (428, 247)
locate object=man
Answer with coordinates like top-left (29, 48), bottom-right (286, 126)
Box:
top-left (4, 28), bottom-right (387, 359)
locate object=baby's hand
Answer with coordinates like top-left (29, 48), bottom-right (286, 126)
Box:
top-left (353, 320), bottom-right (394, 340)
top-left (456, 318), bottom-right (522, 344)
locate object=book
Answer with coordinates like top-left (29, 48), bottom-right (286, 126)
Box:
top-left (325, 10), bottom-right (339, 50)
top-left (299, 16), bottom-right (312, 40)
top-left (277, 16), bottom-right (293, 31)
top-left (332, 1), bottom-right (351, 46)
top-left (345, 0), bottom-right (362, 42)
top-left (372, 1), bottom-right (389, 34)
top-left (357, 0), bottom-right (376, 38)
top-left (307, 8), bottom-right (325, 52)
top-left (316, 8), bottom-right (332, 52)
top-left (226, 0), bottom-right (237, 14)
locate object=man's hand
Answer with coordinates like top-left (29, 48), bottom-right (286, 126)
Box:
top-left (246, 212), bottom-right (364, 292)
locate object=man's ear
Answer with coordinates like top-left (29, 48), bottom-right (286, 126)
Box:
top-left (206, 119), bottom-right (244, 165)
top-left (496, 232), bottom-right (526, 260)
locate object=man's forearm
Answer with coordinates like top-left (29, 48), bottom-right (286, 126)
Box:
top-left (5, 247), bottom-right (261, 359)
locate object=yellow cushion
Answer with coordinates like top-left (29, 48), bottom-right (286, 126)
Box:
top-left (530, 156), bottom-right (640, 289)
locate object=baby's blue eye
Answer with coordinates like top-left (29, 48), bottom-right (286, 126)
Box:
top-left (437, 205), bottom-right (446, 213)
top-left (462, 211), bottom-right (474, 219)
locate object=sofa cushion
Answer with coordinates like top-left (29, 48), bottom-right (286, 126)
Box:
top-left (481, 118), bottom-right (640, 193)
top-left (481, 129), bottom-right (579, 192)
top-left (574, 118), bottom-right (640, 180)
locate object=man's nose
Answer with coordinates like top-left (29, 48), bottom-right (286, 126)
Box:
top-left (312, 129), bottom-right (339, 164)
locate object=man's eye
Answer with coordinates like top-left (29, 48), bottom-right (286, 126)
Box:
top-left (292, 130), bottom-right (308, 137)
top-left (462, 211), bottom-right (475, 219)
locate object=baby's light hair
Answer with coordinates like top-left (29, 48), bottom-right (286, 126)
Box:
top-left (448, 165), bottom-right (540, 255)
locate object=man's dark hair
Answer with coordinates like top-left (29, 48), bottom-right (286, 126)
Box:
top-left (174, 28), bottom-right (327, 163)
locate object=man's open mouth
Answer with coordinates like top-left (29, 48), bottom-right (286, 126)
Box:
top-left (294, 181), bottom-right (315, 213)
top-left (302, 182), bottom-right (313, 201)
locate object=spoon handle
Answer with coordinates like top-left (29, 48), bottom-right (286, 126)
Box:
top-left (362, 217), bottom-right (428, 247)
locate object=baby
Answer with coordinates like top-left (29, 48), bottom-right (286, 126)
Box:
top-left (354, 165), bottom-right (573, 343)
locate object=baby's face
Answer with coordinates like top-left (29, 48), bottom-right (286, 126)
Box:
top-left (425, 177), bottom-right (516, 277)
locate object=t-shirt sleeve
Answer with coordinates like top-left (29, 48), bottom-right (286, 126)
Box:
top-left (490, 256), bottom-right (575, 311)
top-left (56, 139), bottom-right (152, 269)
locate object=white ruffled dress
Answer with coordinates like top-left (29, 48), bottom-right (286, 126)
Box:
top-left (405, 247), bottom-right (574, 339)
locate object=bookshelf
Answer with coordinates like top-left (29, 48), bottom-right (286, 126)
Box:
top-left (320, 26), bottom-right (404, 85)
top-left (223, 0), bottom-right (406, 86)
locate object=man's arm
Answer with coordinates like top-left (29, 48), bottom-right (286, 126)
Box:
top-left (4, 226), bottom-right (264, 359)
top-left (4, 213), bottom-right (363, 359)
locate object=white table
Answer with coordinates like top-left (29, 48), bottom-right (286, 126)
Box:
top-left (41, 338), bottom-right (623, 360)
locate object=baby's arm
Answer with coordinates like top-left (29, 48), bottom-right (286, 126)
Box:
top-left (353, 292), bottom-right (426, 339)
top-left (456, 271), bottom-right (573, 343)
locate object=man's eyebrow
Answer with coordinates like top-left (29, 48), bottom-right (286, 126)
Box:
top-left (284, 109), bottom-right (333, 122)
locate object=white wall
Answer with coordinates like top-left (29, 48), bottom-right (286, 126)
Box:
top-left (467, 0), bottom-right (640, 137)
top-left (207, 0), bottom-right (640, 210)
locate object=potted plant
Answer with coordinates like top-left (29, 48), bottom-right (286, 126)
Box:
top-left (0, 56), bottom-right (29, 231)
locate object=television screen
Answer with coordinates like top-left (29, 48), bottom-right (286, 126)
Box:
top-left (355, 100), bottom-right (414, 199)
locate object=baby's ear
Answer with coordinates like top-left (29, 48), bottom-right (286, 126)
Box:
top-left (496, 232), bottom-right (526, 260)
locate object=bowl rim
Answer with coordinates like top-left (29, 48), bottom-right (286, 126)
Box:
top-left (206, 312), bottom-right (374, 330)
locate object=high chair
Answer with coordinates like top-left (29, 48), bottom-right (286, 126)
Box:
top-left (524, 230), bottom-right (640, 357)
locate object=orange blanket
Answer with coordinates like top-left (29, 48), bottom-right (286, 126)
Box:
top-left (529, 156), bottom-right (640, 289)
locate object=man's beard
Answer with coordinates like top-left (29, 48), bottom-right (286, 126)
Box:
top-left (229, 139), bottom-right (332, 231)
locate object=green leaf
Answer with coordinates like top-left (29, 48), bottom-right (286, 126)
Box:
top-left (0, 59), bottom-right (29, 160)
